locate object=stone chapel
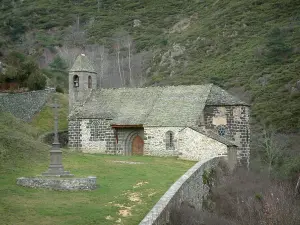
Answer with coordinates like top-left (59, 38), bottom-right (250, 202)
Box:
top-left (68, 54), bottom-right (250, 165)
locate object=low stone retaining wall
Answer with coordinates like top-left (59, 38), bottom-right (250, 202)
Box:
top-left (139, 157), bottom-right (222, 225)
top-left (16, 176), bottom-right (97, 191)
top-left (0, 88), bottom-right (54, 122)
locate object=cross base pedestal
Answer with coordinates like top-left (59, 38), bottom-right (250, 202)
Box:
top-left (41, 169), bottom-right (74, 177)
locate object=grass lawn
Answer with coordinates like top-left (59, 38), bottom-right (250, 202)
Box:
top-left (31, 93), bottom-right (69, 134)
top-left (0, 152), bottom-right (195, 225)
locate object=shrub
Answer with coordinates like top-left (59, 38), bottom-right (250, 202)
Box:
top-left (171, 166), bottom-right (300, 225)
top-left (55, 85), bottom-right (64, 93)
top-left (27, 72), bottom-right (46, 91)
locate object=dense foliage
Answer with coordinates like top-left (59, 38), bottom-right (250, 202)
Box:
top-left (0, 51), bottom-right (46, 91)
top-left (0, 0), bottom-right (299, 131)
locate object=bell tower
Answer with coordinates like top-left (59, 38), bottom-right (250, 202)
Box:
top-left (69, 54), bottom-right (97, 111)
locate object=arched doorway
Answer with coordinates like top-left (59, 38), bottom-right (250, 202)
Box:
top-left (132, 135), bottom-right (144, 155)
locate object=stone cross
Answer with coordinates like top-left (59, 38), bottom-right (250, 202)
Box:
top-left (52, 99), bottom-right (60, 149)
top-left (42, 97), bottom-right (73, 177)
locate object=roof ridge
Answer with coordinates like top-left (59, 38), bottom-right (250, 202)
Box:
top-left (70, 54), bottom-right (96, 73)
top-left (203, 83), bottom-right (214, 106)
top-left (96, 84), bottom-right (211, 91)
top-left (206, 84), bottom-right (249, 106)
top-left (188, 126), bottom-right (237, 146)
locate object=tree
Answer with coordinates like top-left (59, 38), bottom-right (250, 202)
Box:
top-left (63, 16), bottom-right (87, 48)
top-left (113, 32), bottom-right (125, 87)
top-left (257, 124), bottom-right (287, 176)
top-left (124, 35), bottom-right (133, 86)
top-left (264, 27), bottom-right (291, 64)
top-left (27, 71), bottom-right (46, 91)
top-left (56, 46), bottom-right (81, 68)
top-left (49, 56), bottom-right (68, 71)
top-left (3, 51), bottom-right (47, 91)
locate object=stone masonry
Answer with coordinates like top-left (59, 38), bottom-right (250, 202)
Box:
top-left (0, 88), bottom-right (54, 122)
top-left (178, 127), bottom-right (228, 161)
top-left (17, 176), bottom-right (97, 191)
top-left (204, 106), bottom-right (250, 165)
top-left (68, 119), bottom-right (116, 154)
top-left (115, 128), bottom-right (144, 155)
top-left (139, 157), bottom-right (223, 225)
top-left (144, 127), bottom-right (183, 157)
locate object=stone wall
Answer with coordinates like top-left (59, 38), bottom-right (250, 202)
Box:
top-left (115, 128), bottom-right (144, 155)
top-left (68, 118), bottom-right (116, 154)
top-left (69, 71), bottom-right (96, 112)
top-left (204, 106), bottom-right (250, 165)
top-left (139, 157), bottom-right (222, 225)
top-left (0, 88), bottom-right (54, 121)
top-left (144, 127), bottom-right (183, 157)
top-left (68, 119), bottom-right (81, 149)
top-left (17, 176), bottom-right (97, 191)
top-left (178, 127), bottom-right (228, 161)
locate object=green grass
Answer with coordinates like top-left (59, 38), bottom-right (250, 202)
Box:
top-left (31, 93), bottom-right (69, 134)
top-left (0, 111), bottom-right (48, 170)
top-left (0, 153), bottom-right (195, 225)
top-left (0, 111), bottom-right (195, 225)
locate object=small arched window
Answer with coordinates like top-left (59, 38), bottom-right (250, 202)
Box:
top-left (88, 76), bottom-right (92, 88)
top-left (90, 120), bottom-right (101, 141)
top-left (166, 131), bottom-right (175, 150)
top-left (73, 75), bottom-right (79, 88)
top-left (217, 125), bottom-right (227, 137)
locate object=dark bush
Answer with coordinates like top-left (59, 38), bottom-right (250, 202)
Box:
top-left (55, 85), bottom-right (64, 93)
top-left (42, 131), bottom-right (68, 147)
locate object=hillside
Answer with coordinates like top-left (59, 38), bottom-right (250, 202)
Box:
top-left (0, 0), bottom-right (300, 131)
top-left (0, 111), bottom-right (48, 172)
top-left (31, 93), bottom-right (69, 133)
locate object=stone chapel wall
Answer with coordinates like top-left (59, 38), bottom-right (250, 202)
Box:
top-left (177, 128), bottom-right (228, 161)
top-left (68, 118), bottom-right (116, 154)
top-left (204, 105), bottom-right (250, 165)
top-left (144, 127), bottom-right (183, 157)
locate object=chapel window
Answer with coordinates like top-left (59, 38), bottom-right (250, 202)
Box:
top-left (166, 131), bottom-right (175, 150)
top-left (88, 76), bottom-right (92, 88)
top-left (90, 120), bottom-right (101, 141)
top-left (73, 75), bottom-right (79, 88)
top-left (217, 125), bottom-right (227, 137)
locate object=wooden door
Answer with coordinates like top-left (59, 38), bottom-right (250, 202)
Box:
top-left (132, 135), bottom-right (144, 155)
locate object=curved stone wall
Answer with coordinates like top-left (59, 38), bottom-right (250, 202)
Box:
top-left (16, 176), bottom-right (97, 191)
top-left (0, 88), bottom-right (54, 122)
top-left (139, 157), bottom-right (223, 225)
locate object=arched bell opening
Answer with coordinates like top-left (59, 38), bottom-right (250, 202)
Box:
top-left (73, 75), bottom-right (79, 88)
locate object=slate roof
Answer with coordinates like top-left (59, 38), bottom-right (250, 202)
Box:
top-left (69, 84), bottom-right (248, 126)
top-left (70, 54), bottom-right (96, 73)
top-left (189, 126), bottom-right (237, 147)
top-left (206, 85), bottom-right (249, 106)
